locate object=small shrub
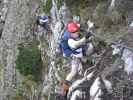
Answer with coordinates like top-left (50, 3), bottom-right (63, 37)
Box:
top-left (22, 75), bottom-right (37, 95)
top-left (109, 11), bottom-right (123, 25)
top-left (14, 75), bottom-right (37, 100)
top-left (16, 42), bottom-right (42, 81)
top-left (94, 2), bottom-right (107, 15)
top-left (14, 88), bottom-right (25, 100)
top-left (57, 0), bottom-right (62, 10)
top-left (93, 2), bottom-right (112, 27)
top-left (65, 0), bottom-right (90, 14)
top-left (43, 0), bottom-right (52, 15)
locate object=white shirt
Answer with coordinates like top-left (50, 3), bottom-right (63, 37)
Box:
top-left (68, 38), bottom-right (86, 58)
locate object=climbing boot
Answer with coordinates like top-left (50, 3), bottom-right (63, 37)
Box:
top-left (62, 80), bottom-right (72, 96)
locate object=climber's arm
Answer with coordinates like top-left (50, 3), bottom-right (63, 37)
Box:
top-left (68, 37), bottom-right (86, 49)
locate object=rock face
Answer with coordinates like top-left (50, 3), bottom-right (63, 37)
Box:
top-left (110, 0), bottom-right (133, 24)
top-left (115, 0), bottom-right (133, 11)
top-left (114, 0), bottom-right (133, 47)
top-left (0, 0), bottom-right (8, 38)
top-left (0, 0), bottom-right (40, 99)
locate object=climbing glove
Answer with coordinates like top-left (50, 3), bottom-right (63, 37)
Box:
top-left (85, 31), bottom-right (92, 39)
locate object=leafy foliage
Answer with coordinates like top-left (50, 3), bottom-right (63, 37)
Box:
top-left (22, 75), bottom-right (37, 95)
top-left (57, 0), bottom-right (62, 10)
top-left (43, 0), bottom-right (52, 15)
top-left (16, 42), bottom-right (42, 81)
top-left (65, 0), bottom-right (107, 9)
top-left (14, 88), bottom-right (26, 100)
top-left (14, 75), bottom-right (37, 100)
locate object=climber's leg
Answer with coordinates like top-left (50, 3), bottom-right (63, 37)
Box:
top-left (66, 59), bottom-right (79, 81)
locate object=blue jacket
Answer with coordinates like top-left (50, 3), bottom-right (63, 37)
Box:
top-left (60, 31), bottom-right (81, 57)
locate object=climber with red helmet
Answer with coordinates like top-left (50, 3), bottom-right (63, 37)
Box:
top-left (60, 22), bottom-right (94, 96)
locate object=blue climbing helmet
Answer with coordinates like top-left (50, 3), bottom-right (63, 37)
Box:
top-left (37, 15), bottom-right (49, 25)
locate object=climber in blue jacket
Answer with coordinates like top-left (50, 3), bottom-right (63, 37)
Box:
top-left (60, 22), bottom-right (94, 96)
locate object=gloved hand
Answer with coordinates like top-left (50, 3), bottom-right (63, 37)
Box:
top-left (85, 31), bottom-right (92, 39)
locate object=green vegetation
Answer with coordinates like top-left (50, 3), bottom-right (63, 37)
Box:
top-left (57, 0), bottom-right (62, 10)
top-left (65, 0), bottom-right (89, 8)
top-left (16, 42), bottom-right (42, 81)
top-left (22, 75), bottom-right (37, 96)
top-left (43, 0), bottom-right (62, 14)
top-left (14, 75), bottom-right (37, 100)
top-left (14, 88), bottom-right (25, 100)
top-left (65, 0), bottom-right (107, 12)
top-left (43, 0), bottom-right (52, 15)
top-left (65, 0), bottom-right (89, 15)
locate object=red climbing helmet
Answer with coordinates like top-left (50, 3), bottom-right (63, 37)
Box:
top-left (67, 22), bottom-right (80, 33)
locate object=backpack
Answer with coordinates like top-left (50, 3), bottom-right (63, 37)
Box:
top-left (59, 31), bottom-right (80, 57)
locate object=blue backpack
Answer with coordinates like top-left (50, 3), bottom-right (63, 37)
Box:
top-left (59, 31), bottom-right (80, 57)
